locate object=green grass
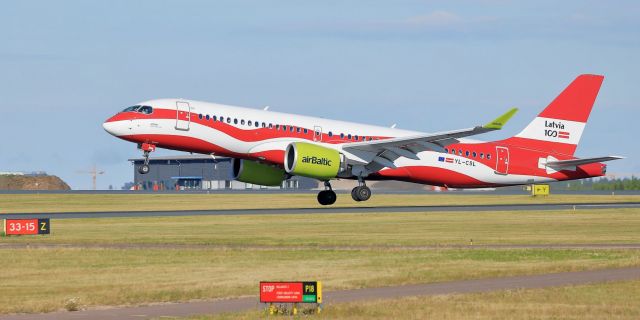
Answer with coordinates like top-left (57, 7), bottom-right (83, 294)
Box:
top-left (2, 248), bottom-right (639, 314)
top-left (200, 280), bottom-right (640, 320)
top-left (0, 193), bottom-right (638, 214)
top-left (1, 207), bottom-right (640, 314)
top-left (2, 208), bottom-right (640, 246)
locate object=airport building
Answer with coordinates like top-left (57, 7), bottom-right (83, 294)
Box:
top-left (129, 155), bottom-right (318, 191)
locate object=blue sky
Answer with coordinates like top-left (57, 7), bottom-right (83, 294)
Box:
top-left (1, 0), bottom-right (638, 189)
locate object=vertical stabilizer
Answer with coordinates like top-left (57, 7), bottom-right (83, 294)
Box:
top-left (505, 74), bottom-right (604, 156)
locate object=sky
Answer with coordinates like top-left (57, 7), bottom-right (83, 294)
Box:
top-left (0, 0), bottom-right (638, 189)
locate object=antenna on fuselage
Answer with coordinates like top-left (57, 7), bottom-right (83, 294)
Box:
top-left (263, 106), bottom-right (270, 111)
top-left (390, 123), bottom-right (397, 128)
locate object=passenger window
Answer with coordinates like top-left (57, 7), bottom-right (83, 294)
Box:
top-left (269, 123), bottom-right (273, 129)
top-left (275, 124), bottom-right (280, 130)
top-left (487, 153), bottom-right (492, 160)
top-left (362, 136), bottom-right (365, 141)
top-left (227, 117), bottom-right (231, 123)
top-left (248, 120), bottom-right (252, 126)
top-left (465, 151), bottom-right (470, 157)
top-left (445, 148), bottom-right (448, 153)
top-left (328, 131), bottom-right (333, 137)
top-left (212, 116), bottom-right (217, 121)
top-left (458, 149), bottom-right (462, 156)
top-left (472, 152), bottom-right (477, 158)
top-left (282, 125), bottom-right (287, 131)
top-left (340, 133), bottom-right (345, 139)
top-left (296, 127), bottom-right (301, 133)
top-left (304, 128), bottom-right (309, 134)
top-left (262, 122), bottom-right (266, 128)
top-left (290, 126), bottom-right (294, 132)
top-left (354, 135), bottom-right (359, 140)
top-left (368, 137), bottom-right (373, 141)
top-left (480, 153), bottom-right (484, 159)
top-left (255, 122), bottom-right (259, 128)
top-left (347, 134), bottom-right (352, 139)
top-left (198, 114), bottom-right (203, 120)
top-left (205, 115), bottom-right (210, 120)
top-left (234, 118), bottom-right (238, 124)
top-left (241, 119), bottom-right (245, 125)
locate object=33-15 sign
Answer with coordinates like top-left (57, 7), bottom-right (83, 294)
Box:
top-left (4, 219), bottom-right (50, 235)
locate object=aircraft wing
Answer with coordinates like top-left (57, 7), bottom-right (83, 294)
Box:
top-left (546, 156), bottom-right (624, 169)
top-left (341, 108), bottom-right (518, 167)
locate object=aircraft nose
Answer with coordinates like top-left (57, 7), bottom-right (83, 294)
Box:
top-left (103, 116), bottom-right (123, 136)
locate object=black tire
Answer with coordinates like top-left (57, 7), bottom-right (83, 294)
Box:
top-left (138, 165), bottom-right (150, 175)
top-left (351, 187), bottom-right (361, 202)
top-left (317, 190), bottom-right (337, 205)
top-left (325, 190), bottom-right (337, 205)
top-left (355, 186), bottom-right (371, 201)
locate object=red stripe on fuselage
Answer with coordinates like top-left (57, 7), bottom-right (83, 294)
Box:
top-left (106, 109), bottom-right (390, 144)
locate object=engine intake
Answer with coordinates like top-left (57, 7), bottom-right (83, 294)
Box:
top-left (284, 142), bottom-right (343, 180)
top-left (232, 159), bottom-right (286, 187)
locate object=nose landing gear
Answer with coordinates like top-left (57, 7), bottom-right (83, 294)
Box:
top-left (137, 143), bottom-right (156, 175)
top-left (317, 181), bottom-right (337, 205)
top-left (351, 178), bottom-right (371, 202)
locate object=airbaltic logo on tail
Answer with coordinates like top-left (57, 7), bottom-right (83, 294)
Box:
top-left (302, 156), bottom-right (333, 166)
top-left (544, 120), bottom-right (570, 139)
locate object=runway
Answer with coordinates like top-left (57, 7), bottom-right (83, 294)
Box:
top-left (2, 267), bottom-right (639, 320)
top-left (3, 202), bottom-right (640, 219)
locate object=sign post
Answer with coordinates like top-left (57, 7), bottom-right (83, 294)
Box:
top-left (260, 281), bottom-right (322, 315)
top-left (3, 218), bottom-right (50, 235)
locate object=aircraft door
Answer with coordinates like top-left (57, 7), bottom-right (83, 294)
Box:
top-left (176, 101), bottom-right (191, 131)
top-left (495, 146), bottom-right (509, 175)
top-left (313, 126), bottom-right (322, 142)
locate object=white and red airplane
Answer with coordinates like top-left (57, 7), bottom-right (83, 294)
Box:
top-left (104, 74), bottom-right (622, 205)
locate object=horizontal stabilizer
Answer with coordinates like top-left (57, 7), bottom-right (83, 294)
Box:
top-left (547, 156), bottom-right (624, 169)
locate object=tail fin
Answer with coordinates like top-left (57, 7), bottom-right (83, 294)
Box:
top-left (506, 74), bottom-right (604, 156)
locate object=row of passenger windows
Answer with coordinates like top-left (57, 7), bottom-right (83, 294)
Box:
top-left (444, 148), bottom-right (492, 160)
top-left (197, 113), bottom-right (375, 141)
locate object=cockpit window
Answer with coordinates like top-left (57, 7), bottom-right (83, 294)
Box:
top-left (138, 106), bottom-right (153, 114)
top-left (122, 105), bottom-right (153, 114)
top-left (122, 105), bottom-right (140, 112)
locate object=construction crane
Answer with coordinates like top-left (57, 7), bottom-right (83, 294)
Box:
top-left (77, 165), bottom-right (105, 190)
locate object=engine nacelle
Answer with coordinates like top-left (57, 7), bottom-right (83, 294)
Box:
top-left (232, 159), bottom-right (286, 187)
top-left (284, 142), bottom-right (344, 181)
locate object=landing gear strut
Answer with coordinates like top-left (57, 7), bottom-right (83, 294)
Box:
top-left (137, 143), bottom-right (156, 175)
top-left (317, 181), bottom-right (337, 205)
top-left (351, 178), bottom-right (371, 202)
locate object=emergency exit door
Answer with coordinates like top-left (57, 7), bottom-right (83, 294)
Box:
top-left (176, 101), bottom-right (191, 131)
top-left (495, 146), bottom-right (509, 175)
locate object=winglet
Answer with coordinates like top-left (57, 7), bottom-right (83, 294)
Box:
top-left (483, 108), bottom-right (518, 130)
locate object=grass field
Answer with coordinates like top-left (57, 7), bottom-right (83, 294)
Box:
top-left (1, 205), bottom-right (640, 314)
top-left (1, 193), bottom-right (638, 214)
top-left (201, 280), bottom-right (640, 320)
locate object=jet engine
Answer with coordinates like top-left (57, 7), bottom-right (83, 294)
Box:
top-left (231, 159), bottom-right (286, 186)
top-left (284, 142), bottom-right (345, 180)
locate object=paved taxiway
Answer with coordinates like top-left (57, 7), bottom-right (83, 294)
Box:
top-left (3, 202), bottom-right (640, 219)
top-left (2, 267), bottom-right (639, 320)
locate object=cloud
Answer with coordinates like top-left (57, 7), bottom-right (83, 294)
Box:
top-left (404, 10), bottom-right (464, 27)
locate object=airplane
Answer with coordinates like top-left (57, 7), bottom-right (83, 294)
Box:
top-left (103, 74), bottom-right (622, 205)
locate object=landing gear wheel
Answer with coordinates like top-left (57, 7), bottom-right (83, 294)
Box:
top-left (317, 190), bottom-right (337, 205)
top-left (138, 164), bottom-right (150, 175)
top-left (352, 186), bottom-right (371, 202)
top-left (351, 187), bottom-right (361, 202)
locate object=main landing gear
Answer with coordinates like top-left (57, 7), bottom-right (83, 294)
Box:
top-left (351, 178), bottom-right (371, 202)
top-left (317, 181), bottom-right (337, 206)
top-left (137, 143), bottom-right (156, 175)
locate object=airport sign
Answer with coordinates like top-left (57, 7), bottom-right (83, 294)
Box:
top-left (260, 281), bottom-right (322, 303)
top-left (4, 218), bottom-right (50, 235)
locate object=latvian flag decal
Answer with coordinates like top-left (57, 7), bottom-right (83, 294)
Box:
top-left (438, 156), bottom-right (454, 163)
top-left (558, 131), bottom-right (570, 139)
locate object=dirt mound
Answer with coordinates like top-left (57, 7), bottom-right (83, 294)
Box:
top-left (0, 175), bottom-right (71, 190)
